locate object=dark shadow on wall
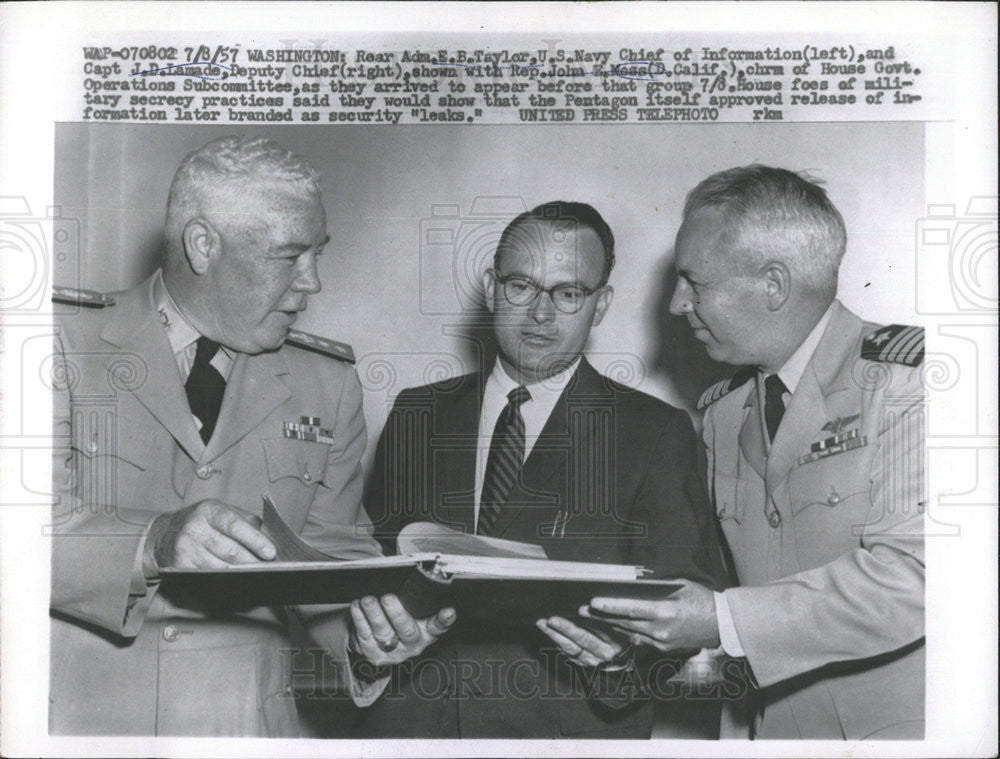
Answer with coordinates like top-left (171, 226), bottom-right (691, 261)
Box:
top-left (447, 300), bottom-right (498, 379)
top-left (648, 252), bottom-right (733, 415)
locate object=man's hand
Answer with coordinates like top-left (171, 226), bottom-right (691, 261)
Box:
top-left (349, 594), bottom-right (456, 667)
top-left (536, 616), bottom-right (627, 668)
top-left (581, 579), bottom-right (721, 652)
top-left (147, 500), bottom-right (277, 572)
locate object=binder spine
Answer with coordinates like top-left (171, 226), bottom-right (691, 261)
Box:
top-left (397, 560), bottom-right (454, 619)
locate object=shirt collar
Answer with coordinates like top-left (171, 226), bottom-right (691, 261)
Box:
top-left (772, 301), bottom-right (836, 394)
top-left (153, 270), bottom-right (200, 354)
top-left (486, 356), bottom-right (582, 402)
top-left (153, 270), bottom-right (235, 378)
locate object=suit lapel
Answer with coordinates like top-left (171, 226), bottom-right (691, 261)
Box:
top-left (434, 374), bottom-right (482, 535)
top-left (738, 384), bottom-right (767, 480)
top-left (204, 350), bottom-right (291, 462)
top-left (765, 302), bottom-right (863, 495)
top-left (100, 277), bottom-right (205, 460)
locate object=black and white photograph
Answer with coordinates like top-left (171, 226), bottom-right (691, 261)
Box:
top-left (0, 3), bottom-right (996, 757)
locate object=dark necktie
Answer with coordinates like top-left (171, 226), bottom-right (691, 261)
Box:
top-left (763, 373), bottom-right (788, 443)
top-left (185, 336), bottom-right (226, 443)
top-left (478, 386), bottom-right (531, 536)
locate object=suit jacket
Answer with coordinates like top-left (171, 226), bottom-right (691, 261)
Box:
top-left (49, 273), bottom-right (383, 737)
top-left (703, 301), bottom-right (925, 739)
top-left (352, 359), bottom-right (721, 738)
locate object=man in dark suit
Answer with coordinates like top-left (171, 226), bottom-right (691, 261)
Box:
top-left (356, 202), bottom-right (722, 738)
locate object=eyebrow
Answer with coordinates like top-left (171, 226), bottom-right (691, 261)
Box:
top-left (501, 272), bottom-right (600, 290)
top-left (274, 235), bottom-right (330, 255)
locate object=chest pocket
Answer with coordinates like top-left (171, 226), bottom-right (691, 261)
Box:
top-left (260, 438), bottom-right (330, 488)
top-left (70, 411), bottom-right (155, 511)
top-left (71, 409), bottom-right (153, 469)
top-left (787, 443), bottom-right (874, 567)
top-left (788, 443), bottom-right (872, 518)
top-left (713, 472), bottom-right (747, 525)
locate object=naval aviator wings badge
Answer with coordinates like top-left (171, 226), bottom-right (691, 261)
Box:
top-left (821, 414), bottom-right (860, 435)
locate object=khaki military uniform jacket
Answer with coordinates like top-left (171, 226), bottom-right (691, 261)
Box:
top-left (703, 301), bottom-right (925, 739)
top-left (49, 273), bottom-right (384, 736)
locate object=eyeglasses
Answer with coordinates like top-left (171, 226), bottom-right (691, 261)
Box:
top-left (493, 272), bottom-right (602, 314)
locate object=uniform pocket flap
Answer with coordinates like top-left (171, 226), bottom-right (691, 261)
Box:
top-left (260, 437), bottom-right (329, 486)
top-left (71, 411), bottom-right (153, 469)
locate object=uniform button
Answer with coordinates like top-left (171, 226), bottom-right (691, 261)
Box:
top-left (768, 511), bottom-right (781, 528)
top-left (162, 624), bottom-right (179, 642)
top-left (827, 490), bottom-right (841, 506)
top-left (303, 471), bottom-right (312, 482)
top-left (196, 465), bottom-right (212, 480)
top-left (86, 441), bottom-right (98, 454)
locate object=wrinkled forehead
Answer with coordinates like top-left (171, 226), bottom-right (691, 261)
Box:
top-left (497, 219), bottom-right (604, 277)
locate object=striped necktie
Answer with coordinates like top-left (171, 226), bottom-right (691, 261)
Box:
top-left (478, 386), bottom-right (531, 535)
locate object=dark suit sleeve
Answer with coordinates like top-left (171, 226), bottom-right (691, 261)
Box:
top-left (599, 406), bottom-right (727, 709)
top-left (627, 407), bottom-right (725, 589)
top-left (365, 390), bottom-right (431, 554)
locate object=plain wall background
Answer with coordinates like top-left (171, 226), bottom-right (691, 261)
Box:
top-left (55, 122), bottom-right (924, 470)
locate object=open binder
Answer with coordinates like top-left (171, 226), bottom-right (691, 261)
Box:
top-left (160, 496), bottom-right (680, 619)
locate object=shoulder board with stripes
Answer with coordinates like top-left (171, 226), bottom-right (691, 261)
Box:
top-left (861, 324), bottom-right (924, 367)
top-left (285, 329), bottom-right (355, 364)
top-left (51, 286), bottom-right (115, 308)
top-left (697, 366), bottom-right (755, 410)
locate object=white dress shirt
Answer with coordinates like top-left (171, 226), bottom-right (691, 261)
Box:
top-left (472, 357), bottom-right (582, 532)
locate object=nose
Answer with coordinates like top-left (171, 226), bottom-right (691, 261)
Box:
top-left (527, 289), bottom-right (557, 323)
top-left (293, 252), bottom-right (322, 295)
top-left (669, 280), bottom-right (692, 316)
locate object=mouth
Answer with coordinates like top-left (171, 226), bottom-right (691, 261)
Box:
top-left (521, 331), bottom-right (558, 345)
top-left (690, 325), bottom-right (714, 344)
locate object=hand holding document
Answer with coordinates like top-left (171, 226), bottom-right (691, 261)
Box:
top-left (580, 579), bottom-right (722, 652)
top-left (160, 496), bottom-right (680, 623)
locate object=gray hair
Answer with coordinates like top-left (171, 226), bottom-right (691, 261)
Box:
top-left (683, 164), bottom-right (846, 295)
top-left (165, 135), bottom-right (320, 256)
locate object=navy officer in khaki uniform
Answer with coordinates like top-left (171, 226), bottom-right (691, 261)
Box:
top-left (543, 165), bottom-right (925, 740)
top-left (50, 135), bottom-right (454, 736)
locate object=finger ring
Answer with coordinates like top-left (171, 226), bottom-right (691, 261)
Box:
top-left (376, 634), bottom-right (399, 653)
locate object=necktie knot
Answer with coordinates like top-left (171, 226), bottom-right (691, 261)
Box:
top-left (193, 336), bottom-right (221, 367)
top-left (763, 373), bottom-right (788, 443)
top-left (764, 373), bottom-right (787, 399)
top-left (507, 386), bottom-right (531, 408)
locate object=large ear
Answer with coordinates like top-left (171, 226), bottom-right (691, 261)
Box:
top-left (590, 285), bottom-right (614, 326)
top-left (182, 217), bottom-right (222, 276)
top-left (482, 268), bottom-right (498, 314)
top-left (760, 260), bottom-right (791, 311)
